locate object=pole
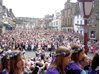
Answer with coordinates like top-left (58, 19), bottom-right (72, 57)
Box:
top-left (84, 19), bottom-right (88, 54)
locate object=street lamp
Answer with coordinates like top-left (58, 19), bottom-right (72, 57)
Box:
top-left (78, 0), bottom-right (94, 54)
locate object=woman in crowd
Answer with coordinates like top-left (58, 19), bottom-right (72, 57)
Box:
top-left (88, 53), bottom-right (99, 74)
top-left (1, 55), bottom-right (10, 74)
top-left (9, 50), bottom-right (28, 74)
top-left (0, 49), bottom-right (3, 74)
top-left (46, 46), bottom-right (71, 74)
top-left (1, 50), bottom-right (12, 74)
top-left (0, 61), bottom-right (2, 74)
top-left (0, 63), bottom-right (2, 74)
top-left (66, 45), bottom-right (87, 74)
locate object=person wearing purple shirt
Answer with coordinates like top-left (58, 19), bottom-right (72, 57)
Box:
top-left (66, 45), bottom-right (87, 74)
top-left (46, 46), bottom-right (71, 74)
top-left (46, 67), bottom-right (59, 74)
top-left (88, 53), bottom-right (99, 74)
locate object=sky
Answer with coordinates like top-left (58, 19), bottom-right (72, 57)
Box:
top-left (3, 0), bottom-right (77, 18)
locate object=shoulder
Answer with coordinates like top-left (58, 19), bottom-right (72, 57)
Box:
top-left (46, 67), bottom-right (59, 74)
top-left (66, 62), bottom-right (82, 71)
top-left (66, 62), bottom-right (83, 74)
top-left (2, 71), bottom-right (7, 74)
top-left (88, 68), bottom-right (99, 74)
top-left (2, 70), bottom-right (8, 74)
top-left (80, 70), bottom-right (87, 74)
top-left (23, 72), bottom-right (29, 74)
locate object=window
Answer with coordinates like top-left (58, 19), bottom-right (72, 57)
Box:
top-left (80, 30), bottom-right (83, 35)
top-left (95, 13), bottom-right (99, 20)
top-left (70, 18), bottom-right (72, 26)
top-left (77, 21), bottom-right (79, 24)
top-left (90, 31), bottom-right (96, 39)
top-left (54, 22), bottom-right (55, 26)
top-left (80, 20), bottom-right (82, 24)
top-left (77, 15), bottom-right (79, 19)
top-left (56, 21), bottom-right (58, 25)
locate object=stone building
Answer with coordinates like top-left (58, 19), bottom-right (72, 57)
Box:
top-left (73, 0), bottom-right (99, 41)
top-left (61, 0), bottom-right (76, 32)
top-left (0, 0), bottom-right (16, 34)
top-left (49, 11), bottom-right (61, 31)
top-left (0, 0), bottom-right (2, 5)
top-left (88, 0), bottom-right (99, 40)
top-left (73, 2), bottom-right (84, 36)
top-left (43, 14), bottom-right (53, 29)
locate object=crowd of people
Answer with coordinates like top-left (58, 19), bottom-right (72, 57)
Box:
top-left (46, 45), bottom-right (99, 74)
top-left (0, 28), bottom-right (98, 52)
top-left (0, 44), bottom-right (99, 74)
top-left (0, 27), bottom-right (99, 74)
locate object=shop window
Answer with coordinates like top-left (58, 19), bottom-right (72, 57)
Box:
top-left (90, 31), bottom-right (96, 39)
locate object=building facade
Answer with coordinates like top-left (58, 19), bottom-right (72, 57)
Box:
top-left (61, 0), bottom-right (76, 32)
top-left (73, 15), bottom-right (84, 36)
top-left (49, 12), bottom-right (61, 31)
top-left (88, 0), bottom-right (99, 40)
top-left (43, 14), bottom-right (53, 29)
top-left (0, 0), bottom-right (16, 34)
top-left (73, 0), bottom-right (99, 41)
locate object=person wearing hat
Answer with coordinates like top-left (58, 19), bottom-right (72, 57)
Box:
top-left (46, 46), bottom-right (71, 74)
top-left (65, 45), bottom-right (87, 74)
top-left (9, 50), bottom-right (27, 74)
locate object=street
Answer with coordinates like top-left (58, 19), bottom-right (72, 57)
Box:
top-left (25, 51), bottom-right (95, 61)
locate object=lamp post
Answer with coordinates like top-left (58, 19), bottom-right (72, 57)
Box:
top-left (78, 0), bottom-right (94, 54)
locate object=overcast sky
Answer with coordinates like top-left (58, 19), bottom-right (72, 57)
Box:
top-left (3, 0), bottom-right (77, 18)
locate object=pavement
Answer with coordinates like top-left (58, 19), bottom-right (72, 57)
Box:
top-left (25, 51), bottom-right (95, 61)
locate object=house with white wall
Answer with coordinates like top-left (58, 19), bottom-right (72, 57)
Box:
top-left (73, 14), bottom-right (84, 36)
top-left (49, 12), bottom-right (61, 31)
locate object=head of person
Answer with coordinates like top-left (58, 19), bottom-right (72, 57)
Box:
top-left (52, 46), bottom-right (71, 74)
top-left (71, 45), bottom-right (85, 63)
top-left (1, 55), bottom-right (10, 71)
top-left (1, 50), bottom-right (12, 72)
top-left (0, 60), bottom-right (2, 73)
top-left (9, 50), bottom-right (25, 74)
top-left (91, 53), bottom-right (99, 70)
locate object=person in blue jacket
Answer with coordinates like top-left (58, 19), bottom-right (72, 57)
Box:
top-left (46, 46), bottom-right (71, 74)
top-left (65, 45), bottom-right (87, 74)
top-left (88, 53), bottom-right (99, 74)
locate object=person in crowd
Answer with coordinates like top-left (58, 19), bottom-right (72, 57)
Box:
top-left (0, 27), bottom-right (99, 74)
top-left (0, 61), bottom-right (2, 74)
top-left (1, 50), bottom-right (11, 74)
top-left (80, 53), bottom-right (92, 73)
top-left (9, 50), bottom-right (27, 74)
top-left (0, 63), bottom-right (2, 74)
top-left (0, 49), bottom-right (3, 74)
top-left (46, 46), bottom-right (71, 74)
top-left (29, 59), bottom-right (44, 74)
top-left (50, 52), bottom-right (56, 64)
top-left (88, 53), bottom-right (99, 74)
top-left (66, 45), bottom-right (87, 74)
